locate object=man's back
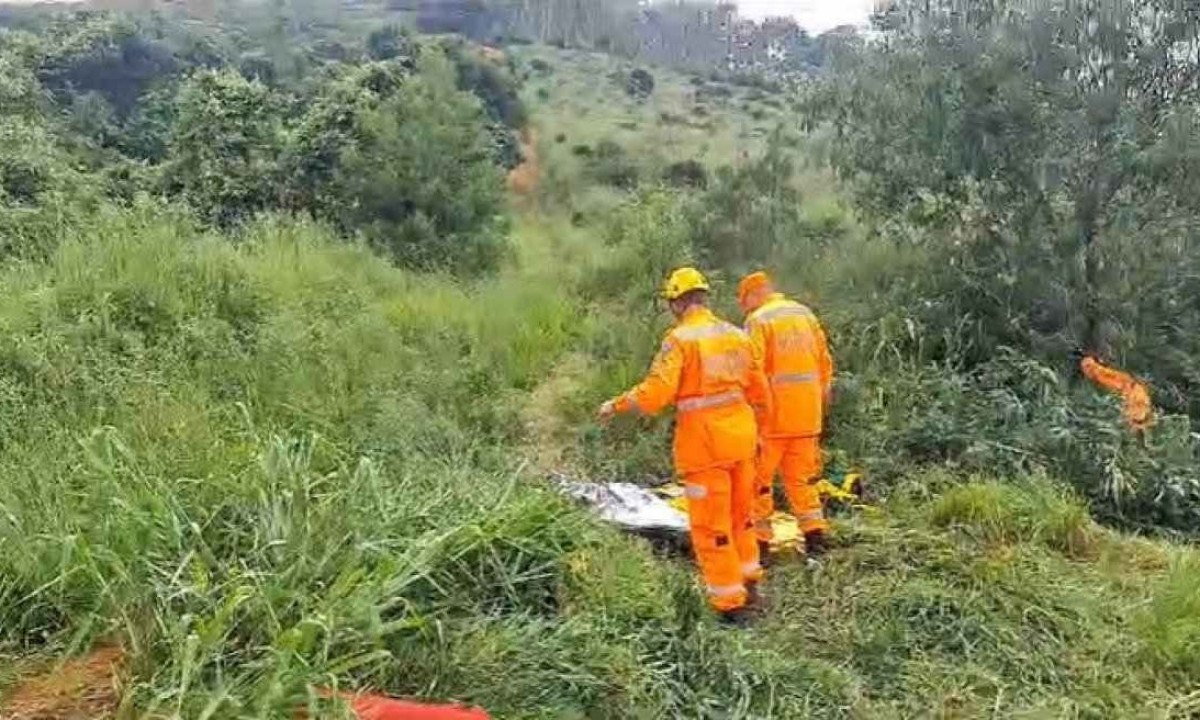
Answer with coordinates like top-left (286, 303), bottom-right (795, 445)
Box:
top-left (746, 294), bottom-right (833, 438)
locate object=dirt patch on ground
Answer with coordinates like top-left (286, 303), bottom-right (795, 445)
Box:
top-left (477, 45), bottom-right (507, 65)
top-left (507, 128), bottom-right (540, 200)
top-left (1, 646), bottom-right (125, 720)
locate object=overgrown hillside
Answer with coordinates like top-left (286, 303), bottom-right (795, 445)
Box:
top-left (1, 3), bottom-right (1199, 718)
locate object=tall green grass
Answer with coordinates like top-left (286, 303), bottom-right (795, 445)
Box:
top-left (500, 47), bottom-right (1200, 718)
top-left (3, 45), bottom-right (1200, 720)
top-left (0, 202), bottom-right (860, 717)
top-left (754, 473), bottom-right (1199, 717)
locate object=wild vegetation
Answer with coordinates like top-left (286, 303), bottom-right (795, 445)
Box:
top-left (0, 0), bottom-right (1198, 717)
top-left (414, 0), bottom-right (835, 76)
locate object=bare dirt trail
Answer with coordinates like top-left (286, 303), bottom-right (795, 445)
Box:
top-left (507, 128), bottom-right (540, 201)
top-left (1, 646), bottom-right (124, 720)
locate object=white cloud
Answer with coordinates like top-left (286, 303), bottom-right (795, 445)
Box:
top-left (735, 0), bottom-right (874, 33)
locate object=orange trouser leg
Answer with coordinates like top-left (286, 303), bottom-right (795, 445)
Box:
top-left (684, 466), bottom-right (753, 612)
top-left (780, 436), bottom-right (829, 535)
top-left (753, 440), bottom-right (786, 542)
top-left (730, 458), bottom-right (762, 584)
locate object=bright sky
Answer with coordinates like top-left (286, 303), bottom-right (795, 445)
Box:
top-left (736, 0), bottom-right (874, 33)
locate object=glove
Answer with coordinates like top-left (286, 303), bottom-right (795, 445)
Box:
top-left (597, 399), bottom-right (617, 422)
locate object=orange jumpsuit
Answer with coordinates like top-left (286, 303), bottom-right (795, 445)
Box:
top-left (1080, 357), bottom-right (1153, 431)
top-left (612, 305), bottom-right (771, 612)
top-left (745, 294), bottom-right (834, 540)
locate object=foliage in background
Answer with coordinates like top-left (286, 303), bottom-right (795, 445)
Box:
top-left (807, 0), bottom-right (1200, 415)
top-left (0, 7), bottom-right (1198, 717)
top-left (0, 8), bottom-right (525, 273)
top-left (625, 67), bottom-right (654, 100)
top-left (330, 55), bottom-right (509, 272)
top-left (164, 69), bottom-right (283, 227)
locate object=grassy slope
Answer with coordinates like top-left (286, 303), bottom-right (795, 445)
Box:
top-left (0, 47), bottom-right (1196, 719)
top-left (513, 49), bottom-right (1200, 718)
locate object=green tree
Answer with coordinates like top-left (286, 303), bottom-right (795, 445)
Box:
top-left (281, 60), bottom-right (411, 218)
top-left (36, 15), bottom-right (178, 116)
top-left (0, 53), bottom-right (47, 122)
top-left (163, 69), bottom-right (284, 227)
top-left (812, 0), bottom-right (1200, 378)
top-left (367, 24), bottom-right (414, 63)
top-left (689, 133), bottom-right (804, 272)
top-left (331, 55), bottom-right (508, 273)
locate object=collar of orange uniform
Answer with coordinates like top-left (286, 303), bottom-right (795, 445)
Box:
top-left (677, 305), bottom-right (715, 326)
top-left (749, 293), bottom-right (788, 317)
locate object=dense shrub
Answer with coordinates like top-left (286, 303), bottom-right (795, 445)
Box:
top-left (625, 67), bottom-right (654, 100)
top-left (163, 69), bottom-right (283, 227)
top-left (663, 159), bottom-right (708, 189)
top-left (586, 139), bottom-right (639, 189)
top-left (280, 60), bottom-right (413, 218)
top-left (330, 56), bottom-right (508, 273)
top-left (35, 15), bottom-right (179, 115)
top-left (1, 16), bottom-right (518, 275)
top-left (829, 350), bottom-right (1200, 535)
top-left (366, 24), bottom-right (415, 62)
top-left (446, 40), bottom-right (525, 128)
top-left (445, 39), bottom-right (526, 170)
top-left (808, 0), bottom-right (1200, 413)
top-left (688, 136), bottom-right (805, 271)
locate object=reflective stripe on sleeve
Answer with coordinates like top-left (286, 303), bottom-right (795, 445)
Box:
top-left (684, 484), bottom-right (709, 500)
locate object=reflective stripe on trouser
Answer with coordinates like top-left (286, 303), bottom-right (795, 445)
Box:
top-left (677, 389), bottom-right (745, 414)
top-left (754, 435), bottom-right (829, 541)
top-left (771, 371), bottom-right (819, 387)
top-left (684, 458), bottom-right (761, 612)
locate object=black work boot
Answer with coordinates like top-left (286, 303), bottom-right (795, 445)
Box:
top-left (718, 606), bottom-right (754, 628)
top-left (804, 530), bottom-right (829, 558)
top-left (746, 580), bottom-right (762, 609)
top-left (757, 540), bottom-right (773, 568)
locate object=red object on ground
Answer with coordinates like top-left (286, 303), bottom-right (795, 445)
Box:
top-left (344, 693), bottom-right (492, 720)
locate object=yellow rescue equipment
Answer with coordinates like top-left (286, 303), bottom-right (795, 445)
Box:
top-left (816, 471), bottom-right (868, 508)
top-left (657, 469), bottom-right (871, 554)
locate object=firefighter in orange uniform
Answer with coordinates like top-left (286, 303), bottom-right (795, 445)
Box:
top-left (737, 271), bottom-right (835, 560)
top-left (599, 267), bottom-right (771, 624)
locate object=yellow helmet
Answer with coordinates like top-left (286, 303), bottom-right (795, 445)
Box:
top-left (661, 267), bottom-right (710, 301)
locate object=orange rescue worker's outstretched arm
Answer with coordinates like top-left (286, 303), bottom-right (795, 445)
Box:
top-left (1080, 355), bottom-right (1154, 430)
top-left (610, 337), bottom-right (684, 416)
top-left (1080, 356), bottom-right (1131, 393)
